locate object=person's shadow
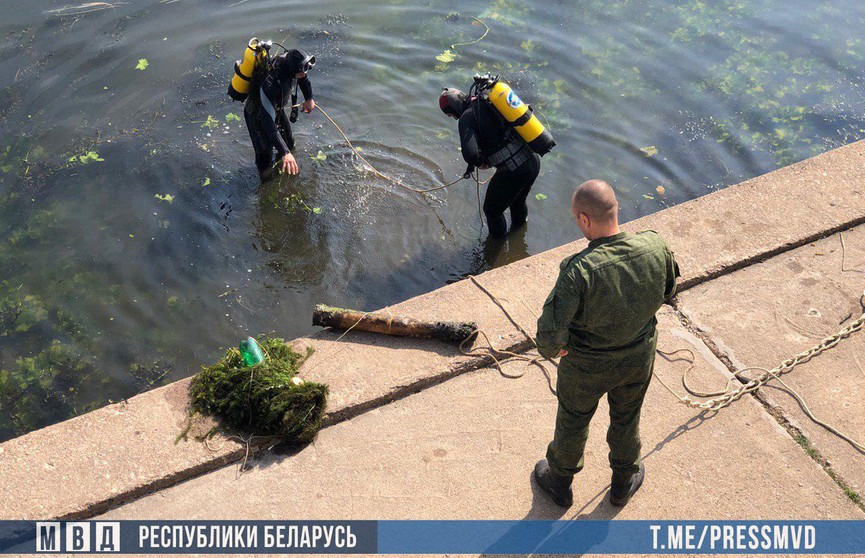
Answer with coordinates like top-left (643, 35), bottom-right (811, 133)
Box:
top-left (477, 471), bottom-right (620, 557)
top-left (480, 409), bottom-right (714, 557)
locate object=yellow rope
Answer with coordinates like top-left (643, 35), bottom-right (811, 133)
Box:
top-left (449, 17), bottom-right (490, 50)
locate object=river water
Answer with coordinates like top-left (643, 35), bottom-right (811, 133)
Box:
top-left (1, 0), bottom-right (864, 440)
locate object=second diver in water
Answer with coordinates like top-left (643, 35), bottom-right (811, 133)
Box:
top-left (439, 76), bottom-right (553, 238)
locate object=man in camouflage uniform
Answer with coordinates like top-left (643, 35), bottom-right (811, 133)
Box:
top-left (533, 180), bottom-right (680, 507)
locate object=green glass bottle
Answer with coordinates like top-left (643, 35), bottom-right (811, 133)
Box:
top-left (239, 337), bottom-right (265, 367)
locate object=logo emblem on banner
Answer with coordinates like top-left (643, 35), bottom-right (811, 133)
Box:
top-left (34, 522), bottom-right (120, 553)
top-left (36, 522), bottom-right (61, 552)
top-left (507, 91), bottom-right (522, 108)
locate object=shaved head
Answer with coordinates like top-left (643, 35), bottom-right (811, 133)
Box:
top-left (572, 180), bottom-right (618, 223)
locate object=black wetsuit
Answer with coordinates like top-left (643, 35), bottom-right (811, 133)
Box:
top-left (243, 65), bottom-right (313, 175)
top-left (459, 99), bottom-right (541, 238)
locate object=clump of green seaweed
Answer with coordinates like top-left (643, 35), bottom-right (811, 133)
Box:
top-left (188, 338), bottom-right (328, 444)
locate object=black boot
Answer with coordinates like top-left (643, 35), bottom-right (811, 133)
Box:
top-left (610, 462), bottom-right (645, 506)
top-left (533, 459), bottom-right (573, 507)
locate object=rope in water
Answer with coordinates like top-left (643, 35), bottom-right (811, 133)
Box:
top-left (449, 17), bottom-right (490, 50)
top-left (314, 104), bottom-right (489, 194)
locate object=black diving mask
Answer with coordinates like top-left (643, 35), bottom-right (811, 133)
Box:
top-left (300, 54), bottom-right (316, 73)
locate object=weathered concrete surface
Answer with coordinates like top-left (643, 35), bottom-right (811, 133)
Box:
top-left (531, 138), bottom-right (865, 290)
top-left (102, 309), bottom-right (864, 526)
top-left (3, 139), bottom-right (865, 520)
top-left (638, 139), bottom-right (865, 289)
top-left (679, 224), bottom-right (865, 497)
top-left (0, 284), bottom-right (541, 520)
top-left (0, 379), bottom-right (245, 520)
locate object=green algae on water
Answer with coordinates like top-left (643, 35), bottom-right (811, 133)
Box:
top-left (188, 338), bottom-right (327, 444)
top-left (0, 341), bottom-right (108, 438)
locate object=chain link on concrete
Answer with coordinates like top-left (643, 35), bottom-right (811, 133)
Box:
top-left (676, 290), bottom-right (865, 412)
top-left (466, 273), bottom-right (864, 449)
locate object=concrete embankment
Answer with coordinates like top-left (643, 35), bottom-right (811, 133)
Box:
top-left (1, 141), bottom-right (864, 524)
top-left (101, 308), bottom-right (865, 523)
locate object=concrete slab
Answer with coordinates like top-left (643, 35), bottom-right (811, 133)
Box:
top-left (528, 138), bottom-right (865, 291)
top-left (102, 309), bottom-right (864, 526)
top-left (0, 379), bottom-right (246, 520)
top-left (632, 139), bottom-right (865, 289)
top-left (679, 224), bottom-right (865, 497)
top-left (0, 277), bottom-right (542, 520)
top-left (4, 140), bottom-right (865, 520)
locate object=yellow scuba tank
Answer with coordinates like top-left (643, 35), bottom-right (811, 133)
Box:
top-left (227, 38), bottom-right (270, 102)
top-left (474, 75), bottom-right (556, 156)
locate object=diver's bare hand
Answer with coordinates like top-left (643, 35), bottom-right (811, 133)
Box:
top-left (302, 99), bottom-right (316, 113)
top-left (280, 153), bottom-right (299, 175)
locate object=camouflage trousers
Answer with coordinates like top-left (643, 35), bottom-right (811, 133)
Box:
top-left (546, 330), bottom-right (657, 477)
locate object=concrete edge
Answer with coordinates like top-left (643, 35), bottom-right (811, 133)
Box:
top-left (320, 334), bottom-right (534, 426)
top-left (4, 139), bottom-right (865, 520)
top-left (679, 214), bottom-right (865, 290)
top-left (57, 449), bottom-right (243, 521)
top-left (54, 332), bottom-right (533, 520)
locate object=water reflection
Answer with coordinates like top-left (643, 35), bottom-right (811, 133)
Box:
top-left (1, 0), bottom-right (865, 438)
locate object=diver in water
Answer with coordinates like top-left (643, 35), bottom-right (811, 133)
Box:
top-left (242, 48), bottom-right (316, 181)
top-left (439, 86), bottom-right (542, 239)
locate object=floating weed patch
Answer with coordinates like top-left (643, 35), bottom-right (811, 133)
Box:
top-left (0, 341), bottom-right (106, 436)
top-left (665, 1), bottom-right (865, 166)
top-left (129, 360), bottom-right (173, 390)
top-left (479, 0), bottom-right (530, 27)
top-left (435, 49), bottom-right (456, 63)
top-left (434, 49), bottom-right (457, 72)
top-left (201, 115), bottom-right (219, 129)
top-left (188, 338), bottom-right (327, 444)
top-left (640, 145), bottom-right (659, 157)
top-left (67, 150), bottom-right (104, 165)
top-left (0, 282), bottom-right (47, 337)
top-left (0, 146), bottom-right (14, 174)
top-left (283, 193), bottom-right (321, 215)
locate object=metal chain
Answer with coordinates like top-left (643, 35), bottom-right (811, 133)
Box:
top-left (674, 290), bottom-right (865, 412)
